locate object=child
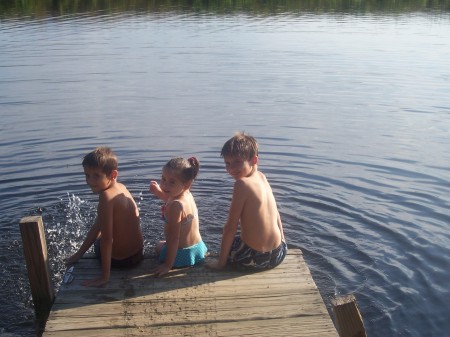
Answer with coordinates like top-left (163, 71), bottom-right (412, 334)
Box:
top-left (65, 147), bottom-right (144, 287)
top-left (207, 132), bottom-right (287, 271)
top-left (149, 157), bottom-right (207, 277)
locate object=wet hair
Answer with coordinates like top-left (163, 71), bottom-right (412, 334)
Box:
top-left (220, 131), bottom-right (258, 160)
top-left (163, 157), bottom-right (200, 183)
top-left (82, 146), bottom-right (118, 175)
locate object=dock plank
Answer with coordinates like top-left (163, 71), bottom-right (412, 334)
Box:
top-left (44, 249), bottom-right (338, 336)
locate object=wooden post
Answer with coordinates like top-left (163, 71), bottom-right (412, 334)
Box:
top-left (19, 216), bottom-right (54, 327)
top-left (331, 294), bottom-right (367, 337)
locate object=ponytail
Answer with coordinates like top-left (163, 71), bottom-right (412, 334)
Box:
top-left (188, 156), bottom-right (200, 180)
top-left (164, 156), bottom-right (200, 183)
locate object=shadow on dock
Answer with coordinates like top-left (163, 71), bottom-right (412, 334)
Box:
top-left (20, 216), bottom-right (365, 337)
top-left (44, 251), bottom-right (339, 336)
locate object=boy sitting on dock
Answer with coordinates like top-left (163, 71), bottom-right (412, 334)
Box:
top-left (207, 132), bottom-right (287, 271)
top-left (65, 147), bottom-right (144, 287)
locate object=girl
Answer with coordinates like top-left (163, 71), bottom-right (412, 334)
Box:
top-left (149, 157), bottom-right (207, 277)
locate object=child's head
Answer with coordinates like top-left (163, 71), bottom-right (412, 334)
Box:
top-left (82, 147), bottom-right (118, 175)
top-left (163, 157), bottom-right (200, 184)
top-left (221, 132), bottom-right (258, 161)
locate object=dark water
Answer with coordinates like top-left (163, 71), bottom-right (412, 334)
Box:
top-left (1, 2), bottom-right (450, 336)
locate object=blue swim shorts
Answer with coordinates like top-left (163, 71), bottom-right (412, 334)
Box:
top-left (228, 236), bottom-right (287, 271)
top-left (159, 241), bottom-right (208, 268)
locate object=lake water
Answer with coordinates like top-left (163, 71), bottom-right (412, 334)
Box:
top-left (1, 2), bottom-right (449, 336)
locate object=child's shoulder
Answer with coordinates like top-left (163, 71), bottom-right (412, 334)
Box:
top-left (165, 199), bottom-right (184, 211)
top-left (256, 170), bottom-right (267, 178)
top-left (233, 176), bottom-right (258, 196)
top-left (100, 182), bottom-right (130, 200)
top-left (237, 170), bottom-right (266, 185)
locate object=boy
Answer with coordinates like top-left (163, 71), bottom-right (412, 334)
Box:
top-left (65, 147), bottom-right (144, 286)
top-left (207, 132), bottom-right (287, 271)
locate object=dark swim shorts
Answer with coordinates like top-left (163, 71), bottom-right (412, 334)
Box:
top-left (94, 239), bottom-right (143, 268)
top-left (228, 236), bottom-right (287, 271)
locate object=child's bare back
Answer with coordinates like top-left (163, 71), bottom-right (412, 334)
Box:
top-left (149, 157), bottom-right (207, 277)
top-left (207, 132), bottom-right (287, 271)
top-left (236, 170), bottom-right (282, 252)
top-left (65, 147), bottom-right (144, 287)
top-left (100, 182), bottom-right (143, 260)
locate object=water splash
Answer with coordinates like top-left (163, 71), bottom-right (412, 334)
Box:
top-left (44, 193), bottom-right (96, 289)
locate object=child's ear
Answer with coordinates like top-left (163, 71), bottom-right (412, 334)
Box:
top-left (110, 170), bottom-right (118, 180)
top-left (184, 180), bottom-right (193, 190)
top-left (251, 155), bottom-right (258, 166)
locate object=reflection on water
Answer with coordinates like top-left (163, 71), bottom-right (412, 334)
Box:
top-left (1, 0), bottom-right (450, 17)
top-left (1, 1), bottom-right (450, 336)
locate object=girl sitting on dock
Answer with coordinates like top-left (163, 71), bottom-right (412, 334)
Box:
top-left (149, 157), bottom-right (207, 277)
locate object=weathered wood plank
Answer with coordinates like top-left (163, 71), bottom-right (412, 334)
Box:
top-left (19, 216), bottom-right (54, 323)
top-left (44, 317), bottom-right (338, 337)
top-left (331, 294), bottom-right (367, 337)
top-left (43, 249), bottom-right (338, 337)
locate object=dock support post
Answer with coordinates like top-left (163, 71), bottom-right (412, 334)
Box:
top-left (19, 216), bottom-right (54, 331)
top-left (331, 294), bottom-right (367, 337)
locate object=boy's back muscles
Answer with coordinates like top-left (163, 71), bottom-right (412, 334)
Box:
top-left (238, 173), bottom-right (282, 252)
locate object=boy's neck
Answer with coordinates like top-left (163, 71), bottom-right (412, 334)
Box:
top-left (246, 164), bottom-right (257, 177)
top-left (99, 180), bottom-right (116, 193)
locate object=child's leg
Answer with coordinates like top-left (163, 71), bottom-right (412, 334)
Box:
top-left (156, 240), bottom-right (166, 254)
top-left (228, 236), bottom-right (244, 261)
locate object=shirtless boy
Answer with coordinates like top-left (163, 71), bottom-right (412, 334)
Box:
top-left (207, 132), bottom-right (287, 270)
top-left (65, 147), bottom-right (144, 286)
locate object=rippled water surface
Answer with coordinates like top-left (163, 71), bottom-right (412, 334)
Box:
top-left (1, 3), bottom-right (449, 336)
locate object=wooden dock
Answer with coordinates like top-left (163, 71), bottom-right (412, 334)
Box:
top-left (42, 249), bottom-right (339, 337)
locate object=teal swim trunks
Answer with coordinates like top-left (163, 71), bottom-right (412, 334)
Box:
top-left (159, 241), bottom-right (208, 268)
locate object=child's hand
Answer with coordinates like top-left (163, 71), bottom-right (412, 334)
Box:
top-left (149, 180), bottom-right (160, 194)
top-left (153, 263), bottom-right (171, 277)
top-left (150, 180), bottom-right (169, 201)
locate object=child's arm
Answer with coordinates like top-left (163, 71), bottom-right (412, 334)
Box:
top-left (207, 181), bottom-right (246, 269)
top-left (65, 219), bottom-right (100, 265)
top-left (153, 201), bottom-right (182, 277)
top-left (82, 193), bottom-right (114, 287)
top-left (150, 181), bottom-right (169, 202)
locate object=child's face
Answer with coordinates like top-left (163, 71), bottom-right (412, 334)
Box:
top-left (83, 166), bottom-right (115, 193)
top-left (160, 168), bottom-right (187, 198)
top-left (223, 155), bottom-right (255, 180)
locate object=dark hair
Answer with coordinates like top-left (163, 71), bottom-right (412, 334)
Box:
top-left (82, 146), bottom-right (118, 175)
top-left (221, 131), bottom-right (258, 160)
top-left (164, 157), bottom-right (200, 183)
